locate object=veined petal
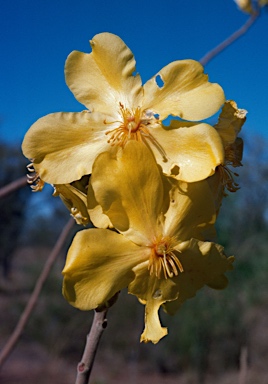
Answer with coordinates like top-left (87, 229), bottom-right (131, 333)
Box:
top-left (91, 141), bottom-right (166, 245)
top-left (163, 239), bottom-right (234, 315)
top-left (164, 179), bottom-right (217, 242)
top-left (87, 181), bottom-right (113, 229)
top-left (22, 111), bottom-right (112, 184)
top-left (128, 261), bottom-right (179, 344)
top-left (56, 176), bottom-right (113, 228)
top-left (65, 32), bottom-right (143, 114)
top-left (143, 60), bottom-right (225, 120)
top-left (207, 171), bottom-right (225, 216)
top-left (149, 122), bottom-right (224, 182)
top-left (141, 299), bottom-right (168, 344)
top-left (62, 228), bottom-right (149, 310)
top-left (53, 183), bottom-right (90, 225)
top-left (214, 100), bottom-right (247, 146)
top-left (230, 137), bottom-right (244, 166)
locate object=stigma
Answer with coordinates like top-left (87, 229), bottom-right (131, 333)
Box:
top-left (148, 236), bottom-right (184, 280)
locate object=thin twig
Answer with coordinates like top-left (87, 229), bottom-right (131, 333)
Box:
top-left (0, 176), bottom-right (28, 199)
top-left (199, 10), bottom-right (260, 66)
top-left (75, 309), bottom-right (108, 384)
top-left (0, 217), bottom-right (75, 368)
top-left (239, 346), bottom-right (248, 384)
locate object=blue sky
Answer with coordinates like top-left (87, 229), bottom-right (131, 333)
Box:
top-left (1, 0), bottom-right (267, 147)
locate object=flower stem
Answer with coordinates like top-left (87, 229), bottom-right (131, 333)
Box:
top-left (0, 176), bottom-right (27, 199)
top-left (199, 10), bottom-right (260, 66)
top-left (75, 309), bottom-right (108, 384)
top-left (0, 218), bottom-right (75, 368)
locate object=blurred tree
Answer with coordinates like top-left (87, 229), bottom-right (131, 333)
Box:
top-left (217, 134), bottom-right (268, 246)
top-left (0, 142), bottom-right (30, 278)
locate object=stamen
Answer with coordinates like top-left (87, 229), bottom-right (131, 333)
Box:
top-left (163, 253), bottom-right (173, 278)
top-left (139, 125), bottom-right (168, 161)
top-left (171, 253), bottom-right (184, 273)
top-left (70, 207), bottom-right (89, 225)
top-left (218, 164), bottom-right (240, 193)
top-left (103, 102), bottom-right (167, 160)
top-left (148, 236), bottom-right (184, 280)
top-left (161, 258), bottom-right (168, 279)
top-left (26, 162), bottom-right (45, 192)
top-left (167, 255), bottom-right (178, 276)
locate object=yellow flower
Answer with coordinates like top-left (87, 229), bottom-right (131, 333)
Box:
top-left (22, 32), bottom-right (225, 185)
top-left (62, 141), bottom-right (233, 343)
top-left (234, 0), bottom-right (255, 13)
top-left (235, 0), bottom-right (267, 12)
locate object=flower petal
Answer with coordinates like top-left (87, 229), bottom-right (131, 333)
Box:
top-left (148, 121), bottom-right (224, 182)
top-left (234, 0), bottom-right (255, 13)
top-left (87, 181), bottom-right (113, 229)
top-left (65, 32), bottom-right (143, 114)
top-left (214, 100), bottom-right (247, 146)
top-left (207, 171), bottom-right (224, 216)
top-left (91, 141), bottom-right (167, 245)
top-left (62, 228), bottom-right (149, 310)
top-left (22, 111), bottom-right (111, 184)
top-left (141, 303), bottom-right (168, 343)
top-left (53, 183), bottom-right (90, 225)
top-left (163, 239), bottom-right (234, 315)
top-left (128, 261), bottom-right (179, 344)
top-left (143, 60), bottom-right (225, 120)
top-left (164, 179), bottom-right (217, 242)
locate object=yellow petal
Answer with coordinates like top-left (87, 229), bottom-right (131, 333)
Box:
top-left (141, 298), bottom-right (168, 344)
top-left (214, 100), bottom-right (247, 146)
top-left (62, 228), bottom-right (149, 310)
top-left (56, 176), bottom-right (112, 228)
top-left (53, 183), bottom-right (90, 225)
top-left (164, 179), bottom-right (217, 242)
top-left (149, 122), bottom-right (224, 182)
top-left (207, 171), bottom-right (224, 216)
top-left (163, 239), bottom-right (234, 315)
top-left (87, 181), bottom-right (113, 229)
top-left (234, 0), bottom-right (255, 13)
top-left (90, 141), bottom-right (166, 245)
top-left (128, 261), bottom-right (179, 344)
top-left (22, 111), bottom-right (111, 184)
top-left (143, 60), bottom-right (225, 120)
top-left (229, 137), bottom-right (244, 166)
top-left (65, 32), bottom-right (143, 114)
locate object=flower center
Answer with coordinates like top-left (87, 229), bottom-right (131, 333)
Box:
top-left (104, 103), bottom-right (167, 160)
top-left (148, 236), bottom-right (184, 279)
